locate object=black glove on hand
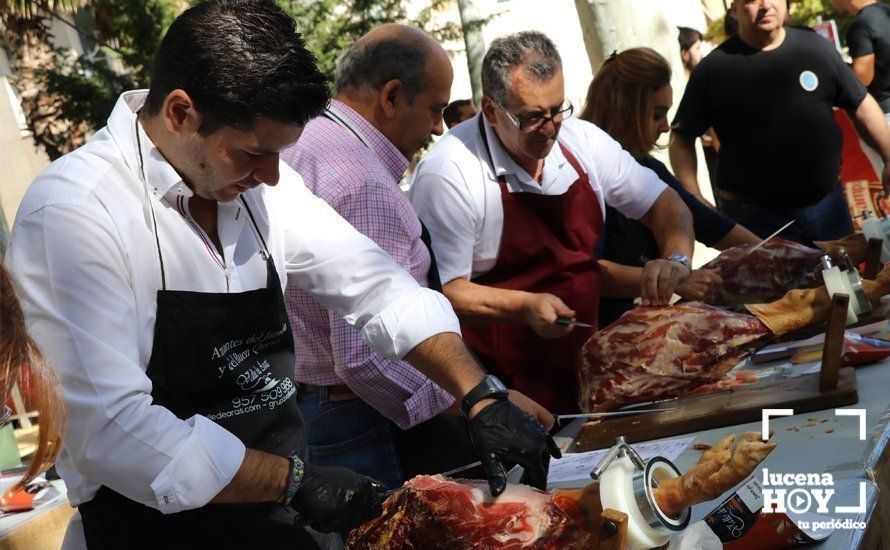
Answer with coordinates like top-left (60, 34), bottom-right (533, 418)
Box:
top-left (468, 399), bottom-right (562, 497)
top-left (290, 464), bottom-right (387, 534)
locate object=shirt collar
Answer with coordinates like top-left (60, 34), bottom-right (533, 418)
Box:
top-left (107, 90), bottom-right (192, 201)
top-left (328, 99), bottom-right (409, 181)
top-left (480, 113), bottom-right (568, 188)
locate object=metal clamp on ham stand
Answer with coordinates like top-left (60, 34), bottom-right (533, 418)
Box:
top-left (820, 250), bottom-right (872, 325)
top-left (586, 436), bottom-right (690, 550)
top-left (859, 208), bottom-right (890, 267)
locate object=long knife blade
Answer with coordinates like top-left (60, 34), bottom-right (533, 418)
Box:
top-left (556, 408), bottom-right (675, 423)
top-left (439, 460), bottom-right (483, 477)
top-left (555, 317), bottom-right (596, 329)
top-left (746, 219), bottom-right (796, 256)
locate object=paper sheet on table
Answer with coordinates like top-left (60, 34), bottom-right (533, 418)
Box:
top-left (547, 436), bottom-right (695, 484)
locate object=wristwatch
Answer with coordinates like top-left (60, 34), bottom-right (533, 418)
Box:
top-left (667, 253), bottom-right (690, 267)
top-left (461, 375), bottom-right (509, 417)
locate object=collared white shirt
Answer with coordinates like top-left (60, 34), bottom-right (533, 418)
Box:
top-left (5, 91), bottom-right (459, 514)
top-left (408, 114), bottom-right (668, 284)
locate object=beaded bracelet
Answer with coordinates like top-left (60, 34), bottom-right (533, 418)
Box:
top-left (278, 451), bottom-right (305, 507)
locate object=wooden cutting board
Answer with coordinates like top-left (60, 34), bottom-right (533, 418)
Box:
top-left (573, 367), bottom-right (858, 452)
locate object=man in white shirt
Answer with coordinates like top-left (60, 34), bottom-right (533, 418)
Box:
top-left (410, 31), bottom-right (695, 414)
top-left (4, 3), bottom-right (557, 547)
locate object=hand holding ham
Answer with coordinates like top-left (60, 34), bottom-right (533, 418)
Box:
top-left (641, 259), bottom-right (691, 305)
top-left (676, 268), bottom-right (724, 301)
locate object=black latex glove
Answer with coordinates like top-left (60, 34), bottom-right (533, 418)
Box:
top-left (290, 464), bottom-right (387, 534)
top-left (468, 398), bottom-right (562, 496)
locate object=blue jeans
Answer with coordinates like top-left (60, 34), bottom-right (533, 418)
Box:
top-left (297, 388), bottom-right (403, 490)
top-left (719, 183), bottom-right (855, 247)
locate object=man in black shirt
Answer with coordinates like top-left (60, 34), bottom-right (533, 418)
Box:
top-left (831, 0), bottom-right (890, 121)
top-left (670, 0), bottom-right (890, 246)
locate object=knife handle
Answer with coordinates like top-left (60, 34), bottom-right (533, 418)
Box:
top-left (555, 316), bottom-right (574, 326)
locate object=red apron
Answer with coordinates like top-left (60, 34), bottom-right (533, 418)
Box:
top-left (461, 117), bottom-right (603, 414)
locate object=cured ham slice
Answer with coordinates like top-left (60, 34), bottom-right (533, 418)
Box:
top-left (346, 475), bottom-right (593, 549)
top-left (700, 239), bottom-right (823, 311)
top-left (580, 303), bottom-right (771, 412)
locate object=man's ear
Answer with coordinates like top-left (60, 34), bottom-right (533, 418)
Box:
top-left (378, 79), bottom-right (404, 120)
top-left (162, 89), bottom-right (201, 136)
top-left (481, 96), bottom-right (498, 126)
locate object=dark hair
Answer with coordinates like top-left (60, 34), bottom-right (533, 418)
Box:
top-left (443, 99), bottom-right (473, 128)
top-left (144, 0), bottom-right (330, 134)
top-left (677, 27), bottom-right (702, 52)
top-left (482, 31), bottom-right (562, 106)
top-left (579, 47), bottom-right (672, 159)
top-left (334, 32), bottom-right (430, 104)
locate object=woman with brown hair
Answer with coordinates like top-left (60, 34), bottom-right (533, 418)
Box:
top-left (580, 47), bottom-right (761, 326)
top-left (1, 262), bottom-right (65, 486)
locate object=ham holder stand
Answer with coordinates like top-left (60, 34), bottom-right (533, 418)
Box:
top-left (576, 274), bottom-right (860, 458)
top-left (585, 436), bottom-right (689, 550)
top-left (569, 295), bottom-right (855, 549)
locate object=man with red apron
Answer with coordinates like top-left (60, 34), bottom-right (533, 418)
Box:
top-left (410, 31), bottom-right (696, 414)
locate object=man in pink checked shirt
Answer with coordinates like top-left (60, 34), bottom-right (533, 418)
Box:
top-left (282, 24), bottom-right (525, 489)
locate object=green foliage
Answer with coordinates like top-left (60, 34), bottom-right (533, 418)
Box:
top-left (2, 0), bottom-right (90, 18)
top-left (26, 0), bottom-right (461, 149)
top-left (281, 0), bottom-right (460, 80)
top-left (37, 0), bottom-right (181, 130)
top-left (706, 0), bottom-right (890, 46)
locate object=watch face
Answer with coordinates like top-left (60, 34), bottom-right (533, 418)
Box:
top-left (487, 375), bottom-right (507, 392)
top-left (668, 254), bottom-right (689, 266)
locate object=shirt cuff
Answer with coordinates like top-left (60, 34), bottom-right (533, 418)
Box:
top-left (404, 382), bottom-right (455, 428)
top-left (149, 415), bottom-right (246, 513)
top-left (360, 288), bottom-right (462, 359)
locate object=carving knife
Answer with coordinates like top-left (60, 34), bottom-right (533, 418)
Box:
top-left (555, 317), bottom-right (596, 328)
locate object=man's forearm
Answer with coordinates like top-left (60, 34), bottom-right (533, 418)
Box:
top-left (849, 95), bottom-right (890, 161)
top-left (211, 448), bottom-right (289, 504)
top-left (639, 188), bottom-right (695, 260)
top-left (442, 278), bottom-right (532, 326)
top-left (713, 224), bottom-right (762, 251)
top-left (403, 332), bottom-right (486, 411)
top-left (669, 133), bottom-right (706, 202)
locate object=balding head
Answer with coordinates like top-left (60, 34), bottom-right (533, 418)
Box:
top-left (333, 24), bottom-right (452, 159)
top-left (334, 23), bottom-right (449, 103)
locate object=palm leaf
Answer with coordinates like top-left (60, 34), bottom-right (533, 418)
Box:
top-left (1, 0), bottom-right (92, 19)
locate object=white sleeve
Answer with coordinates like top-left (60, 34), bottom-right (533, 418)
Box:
top-left (5, 204), bottom-right (245, 514)
top-left (408, 165), bottom-right (478, 284)
top-left (585, 124), bottom-right (667, 220)
top-left (278, 178), bottom-right (461, 360)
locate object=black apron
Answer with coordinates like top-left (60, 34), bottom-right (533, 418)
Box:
top-left (79, 119), bottom-right (316, 549)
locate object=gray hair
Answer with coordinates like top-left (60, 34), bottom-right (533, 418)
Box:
top-left (334, 37), bottom-right (429, 102)
top-left (482, 31), bottom-right (562, 105)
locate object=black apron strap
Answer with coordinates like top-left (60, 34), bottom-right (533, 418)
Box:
top-left (419, 222), bottom-right (442, 292)
top-left (134, 116), bottom-right (167, 290)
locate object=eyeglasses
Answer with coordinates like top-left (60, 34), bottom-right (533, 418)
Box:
top-left (497, 101), bottom-right (574, 132)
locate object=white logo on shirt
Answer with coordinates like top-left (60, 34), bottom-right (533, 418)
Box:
top-left (800, 71), bottom-right (819, 92)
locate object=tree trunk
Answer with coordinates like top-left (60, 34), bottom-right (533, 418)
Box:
top-left (457, 0), bottom-right (484, 106)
